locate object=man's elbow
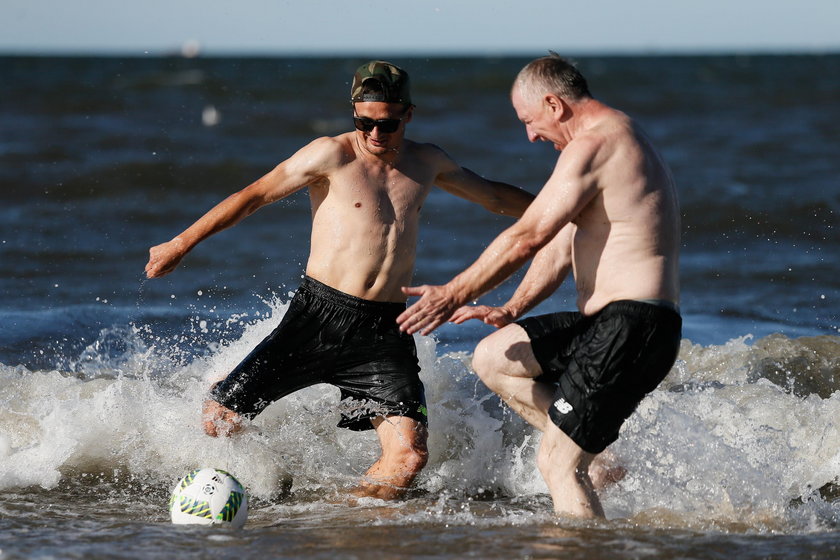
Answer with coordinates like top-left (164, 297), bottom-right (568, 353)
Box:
top-left (517, 238), bottom-right (545, 261)
top-left (234, 186), bottom-right (273, 216)
top-left (486, 196), bottom-right (531, 218)
top-left (500, 190), bottom-right (536, 218)
top-left (508, 232), bottom-right (545, 263)
top-left (485, 199), bottom-right (508, 216)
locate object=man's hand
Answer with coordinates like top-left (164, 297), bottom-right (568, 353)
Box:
top-left (450, 305), bottom-right (515, 328)
top-left (397, 284), bottom-right (461, 335)
top-left (145, 237), bottom-right (187, 279)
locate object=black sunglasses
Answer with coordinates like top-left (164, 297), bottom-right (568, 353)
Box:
top-left (353, 114), bottom-right (406, 134)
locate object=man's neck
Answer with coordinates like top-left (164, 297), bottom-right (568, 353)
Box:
top-left (567, 99), bottom-right (613, 137)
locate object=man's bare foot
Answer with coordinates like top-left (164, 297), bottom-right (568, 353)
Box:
top-left (350, 479), bottom-right (409, 501)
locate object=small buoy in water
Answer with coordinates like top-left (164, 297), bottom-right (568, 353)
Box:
top-left (202, 105), bottom-right (221, 127)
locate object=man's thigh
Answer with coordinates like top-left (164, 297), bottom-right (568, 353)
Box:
top-left (475, 323), bottom-right (544, 379)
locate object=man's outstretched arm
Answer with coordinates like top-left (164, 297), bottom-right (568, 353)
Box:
top-left (145, 137), bottom-right (337, 278)
top-left (432, 151), bottom-right (534, 218)
top-left (450, 224), bottom-right (574, 328)
top-left (398, 141), bottom-right (600, 335)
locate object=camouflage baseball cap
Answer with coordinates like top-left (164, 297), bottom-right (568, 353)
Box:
top-left (350, 60), bottom-right (412, 105)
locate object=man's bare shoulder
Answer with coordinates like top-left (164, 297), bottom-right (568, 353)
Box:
top-left (299, 133), bottom-right (356, 166)
top-left (279, 134), bottom-right (357, 184)
top-left (403, 140), bottom-right (458, 171)
top-left (402, 139), bottom-right (445, 158)
top-left (564, 110), bottom-right (639, 173)
top-left (556, 132), bottom-right (604, 179)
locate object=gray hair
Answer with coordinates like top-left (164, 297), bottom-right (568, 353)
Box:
top-left (514, 52), bottom-right (592, 105)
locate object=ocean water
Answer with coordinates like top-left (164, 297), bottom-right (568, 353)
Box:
top-left (1, 54), bottom-right (839, 559)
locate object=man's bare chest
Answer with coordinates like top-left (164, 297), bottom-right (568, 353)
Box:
top-left (329, 166), bottom-right (432, 216)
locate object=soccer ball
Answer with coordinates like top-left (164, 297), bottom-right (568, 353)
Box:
top-left (169, 468), bottom-right (248, 529)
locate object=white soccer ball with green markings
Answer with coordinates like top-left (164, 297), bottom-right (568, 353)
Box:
top-left (169, 468), bottom-right (248, 529)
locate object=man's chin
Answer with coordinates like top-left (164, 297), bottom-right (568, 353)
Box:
top-left (365, 142), bottom-right (395, 154)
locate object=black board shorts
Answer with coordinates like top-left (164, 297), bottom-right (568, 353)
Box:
top-left (210, 276), bottom-right (426, 431)
top-left (517, 300), bottom-right (682, 454)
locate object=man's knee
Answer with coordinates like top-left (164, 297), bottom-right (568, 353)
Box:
top-left (472, 337), bottom-right (491, 376)
top-left (472, 336), bottom-right (503, 385)
top-left (472, 325), bottom-right (534, 387)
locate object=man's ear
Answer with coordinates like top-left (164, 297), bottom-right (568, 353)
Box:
top-left (543, 94), bottom-right (565, 120)
top-left (404, 105), bottom-right (415, 123)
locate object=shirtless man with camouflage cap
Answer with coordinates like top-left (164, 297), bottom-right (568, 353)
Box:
top-left (145, 60), bottom-right (534, 499)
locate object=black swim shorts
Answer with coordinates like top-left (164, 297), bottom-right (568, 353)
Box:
top-left (210, 276), bottom-right (426, 431)
top-left (517, 300), bottom-right (682, 454)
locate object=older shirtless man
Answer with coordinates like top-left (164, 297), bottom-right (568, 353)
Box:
top-left (145, 61), bottom-right (533, 499)
top-left (397, 54), bottom-right (681, 517)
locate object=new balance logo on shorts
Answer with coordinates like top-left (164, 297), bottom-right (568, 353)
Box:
top-left (553, 398), bottom-right (573, 415)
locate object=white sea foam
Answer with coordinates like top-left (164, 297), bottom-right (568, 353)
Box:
top-left (1, 297), bottom-right (838, 530)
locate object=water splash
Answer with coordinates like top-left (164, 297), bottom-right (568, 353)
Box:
top-left (1, 297), bottom-right (838, 531)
